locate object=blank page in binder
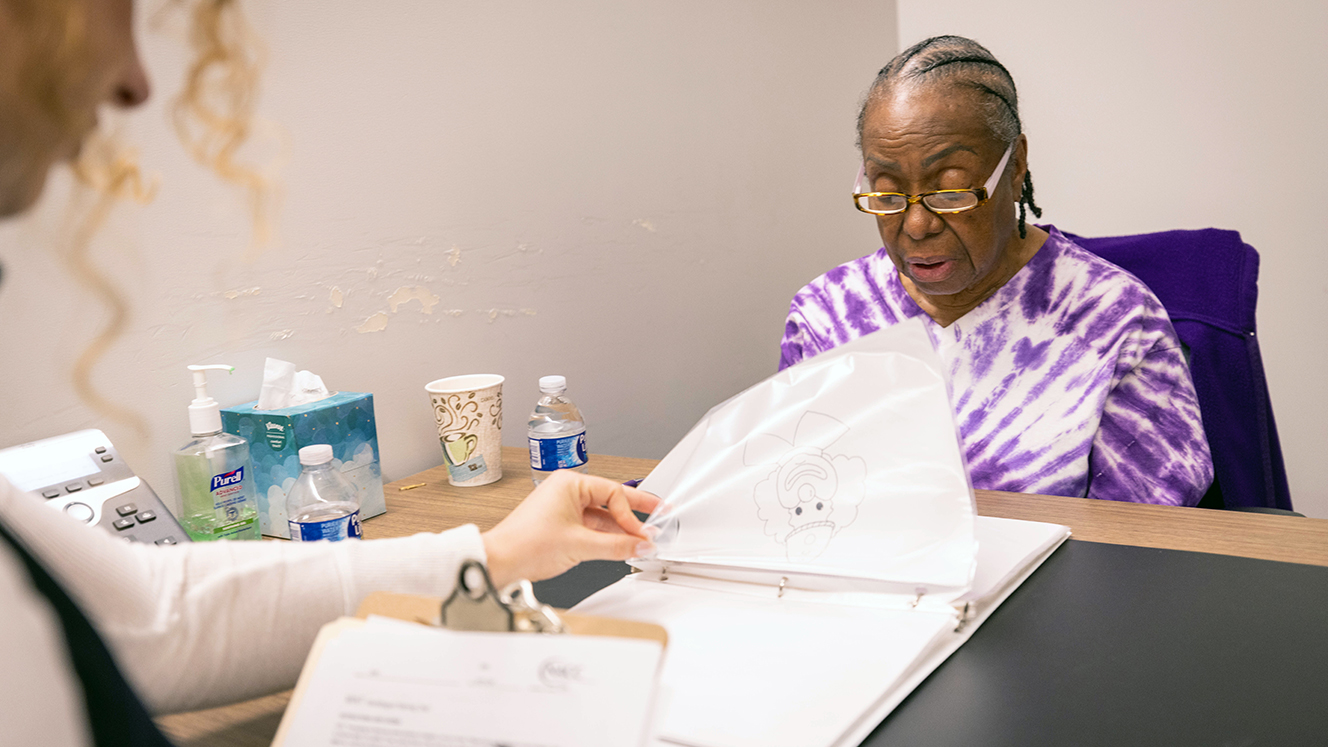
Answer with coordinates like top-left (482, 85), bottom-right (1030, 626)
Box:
top-left (576, 576), bottom-right (957, 747)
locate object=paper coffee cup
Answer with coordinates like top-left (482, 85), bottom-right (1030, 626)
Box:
top-left (425, 374), bottom-right (504, 487)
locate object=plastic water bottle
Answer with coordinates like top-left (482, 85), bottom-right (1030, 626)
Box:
top-left (528, 375), bottom-right (588, 486)
top-left (286, 445), bottom-right (363, 541)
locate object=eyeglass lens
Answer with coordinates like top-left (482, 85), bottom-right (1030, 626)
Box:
top-left (855, 191), bottom-right (980, 214)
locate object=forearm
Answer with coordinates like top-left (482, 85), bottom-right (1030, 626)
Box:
top-left (0, 480), bottom-right (484, 714)
top-left (127, 527), bottom-right (485, 713)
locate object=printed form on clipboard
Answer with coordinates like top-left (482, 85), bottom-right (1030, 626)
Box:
top-left (573, 318), bottom-right (1071, 747)
top-left (274, 578), bottom-right (670, 747)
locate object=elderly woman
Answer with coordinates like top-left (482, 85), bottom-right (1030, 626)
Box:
top-left (780, 36), bottom-right (1213, 506)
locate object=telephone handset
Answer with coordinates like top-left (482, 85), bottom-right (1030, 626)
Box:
top-left (0, 429), bottom-right (190, 546)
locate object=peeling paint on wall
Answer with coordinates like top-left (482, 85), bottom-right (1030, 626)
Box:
top-left (447, 245), bottom-right (462, 267)
top-left (355, 312), bottom-right (389, 334)
top-left (222, 287), bottom-right (262, 300)
top-left (270, 329), bottom-right (294, 340)
top-left (387, 285), bottom-right (441, 315)
top-left (632, 218), bottom-right (657, 232)
top-left (330, 286), bottom-right (343, 308)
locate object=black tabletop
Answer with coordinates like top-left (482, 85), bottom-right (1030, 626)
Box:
top-left (536, 540), bottom-right (1328, 747)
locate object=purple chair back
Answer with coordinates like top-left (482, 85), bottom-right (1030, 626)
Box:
top-left (1065, 226), bottom-right (1292, 510)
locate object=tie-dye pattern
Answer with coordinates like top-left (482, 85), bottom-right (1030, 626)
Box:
top-left (780, 227), bottom-right (1213, 506)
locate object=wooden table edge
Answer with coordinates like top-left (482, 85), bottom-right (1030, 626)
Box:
top-left (378, 447), bottom-right (1328, 568)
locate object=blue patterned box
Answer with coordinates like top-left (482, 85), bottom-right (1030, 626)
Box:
top-left (220, 392), bottom-right (386, 538)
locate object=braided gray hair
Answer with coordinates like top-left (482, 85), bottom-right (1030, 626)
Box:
top-left (858, 35), bottom-right (1042, 237)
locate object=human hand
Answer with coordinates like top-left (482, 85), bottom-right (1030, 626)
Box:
top-left (480, 471), bottom-right (661, 587)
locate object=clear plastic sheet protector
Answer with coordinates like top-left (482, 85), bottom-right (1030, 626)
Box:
top-left (635, 317), bottom-right (977, 598)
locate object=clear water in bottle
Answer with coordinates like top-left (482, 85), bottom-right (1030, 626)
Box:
top-left (528, 375), bottom-right (588, 486)
top-left (286, 444), bottom-right (363, 541)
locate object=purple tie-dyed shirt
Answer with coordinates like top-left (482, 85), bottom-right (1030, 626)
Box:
top-left (780, 227), bottom-right (1213, 506)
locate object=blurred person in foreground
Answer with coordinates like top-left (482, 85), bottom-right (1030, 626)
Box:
top-left (0, 1), bottom-right (658, 744)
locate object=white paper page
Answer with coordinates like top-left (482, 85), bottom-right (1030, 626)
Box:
top-left (831, 515), bottom-right (1072, 747)
top-left (280, 619), bottom-right (663, 747)
top-left (966, 515), bottom-right (1071, 602)
top-left (638, 320), bottom-right (977, 593)
top-left (574, 576), bottom-right (955, 747)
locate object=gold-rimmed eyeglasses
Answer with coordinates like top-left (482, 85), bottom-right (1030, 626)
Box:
top-left (853, 142), bottom-right (1014, 216)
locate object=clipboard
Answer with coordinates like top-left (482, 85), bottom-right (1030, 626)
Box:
top-left (272, 560), bottom-right (667, 747)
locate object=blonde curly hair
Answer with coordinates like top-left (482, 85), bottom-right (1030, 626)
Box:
top-left (14, 0), bottom-right (274, 438)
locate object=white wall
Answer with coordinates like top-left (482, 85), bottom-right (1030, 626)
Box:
top-left (0, 2), bottom-right (895, 513)
top-left (900, 1), bottom-right (1328, 518)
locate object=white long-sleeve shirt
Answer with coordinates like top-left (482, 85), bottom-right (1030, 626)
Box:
top-left (0, 474), bottom-right (486, 741)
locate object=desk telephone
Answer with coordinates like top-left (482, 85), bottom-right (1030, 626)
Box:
top-left (0, 429), bottom-right (190, 545)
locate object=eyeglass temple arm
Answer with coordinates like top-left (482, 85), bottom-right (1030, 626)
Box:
top-left (982, 142), bottom-right (1016, 195)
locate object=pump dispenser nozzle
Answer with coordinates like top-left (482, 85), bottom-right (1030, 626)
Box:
top-left (187, 364), bottom-right (235, 436)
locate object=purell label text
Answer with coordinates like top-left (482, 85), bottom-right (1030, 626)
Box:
top-left (210, 466), bottom-right (245, 492)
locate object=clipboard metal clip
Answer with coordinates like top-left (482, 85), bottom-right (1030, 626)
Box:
top-left (440, 560), bottom-right (567, 634)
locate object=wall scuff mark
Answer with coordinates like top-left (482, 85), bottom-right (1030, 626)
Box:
top-left (222, 287), bottom-right (262, 300)
top-left (482, 308), bottom-right (526, 323)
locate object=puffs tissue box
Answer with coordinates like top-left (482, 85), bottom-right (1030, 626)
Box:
top-left (221, 392), bottom-right (386, 538)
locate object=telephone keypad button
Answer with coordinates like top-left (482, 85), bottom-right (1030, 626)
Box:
top-left (136, 511), bottom-right (157, 524)
top-left (112, 518), bottom-right (135, 531)
top-left (65, 503), bottom-right (95, 523)
top-left (65, 484), bottom-right (82, 493)
top-left (156, 537), bottom-right (178, 546)
top-left (95, 447), bottom-right (107, 454)
top-left (42, 490), bottom-right (61, 499)
top-left (87, 477), bottom-right (104, 486)
top-left (117, 504), bottom-right (137, 516)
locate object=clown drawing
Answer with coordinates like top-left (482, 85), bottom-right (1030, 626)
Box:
top-left (748, 411), bottom-right (867, 560)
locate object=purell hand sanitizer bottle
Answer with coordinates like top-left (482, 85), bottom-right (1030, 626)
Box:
top-left (286, 445), bottom-right (363, 541)
top-left (528, 375), bottom-right (588, 486)
top-left (174, 365), bottom-right (260, 541)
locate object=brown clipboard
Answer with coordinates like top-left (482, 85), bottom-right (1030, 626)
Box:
top-left (271, 591), bottom-right (667, 746)
top-left (354, 590), bottom-right (668, 644)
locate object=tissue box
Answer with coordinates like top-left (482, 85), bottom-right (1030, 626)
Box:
top-left (221, 392), bottom-right (386, 538)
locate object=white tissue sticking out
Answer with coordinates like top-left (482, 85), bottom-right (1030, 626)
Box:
top-left (256, 357), bottom-right (332, 410)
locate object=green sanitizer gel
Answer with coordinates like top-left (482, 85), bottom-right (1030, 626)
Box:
top-left (174, 364), bottom-right (260, 542)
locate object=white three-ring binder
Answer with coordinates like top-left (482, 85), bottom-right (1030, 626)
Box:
top-left (574, 319), bottom-right (1071, 747)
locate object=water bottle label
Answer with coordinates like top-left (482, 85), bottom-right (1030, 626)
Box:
top-left (529, 432), bottom-right (588, 470)
top-left (289, 510), bottom-right (362, 542)
top-left (447, 454), bottom-right (489, 483)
